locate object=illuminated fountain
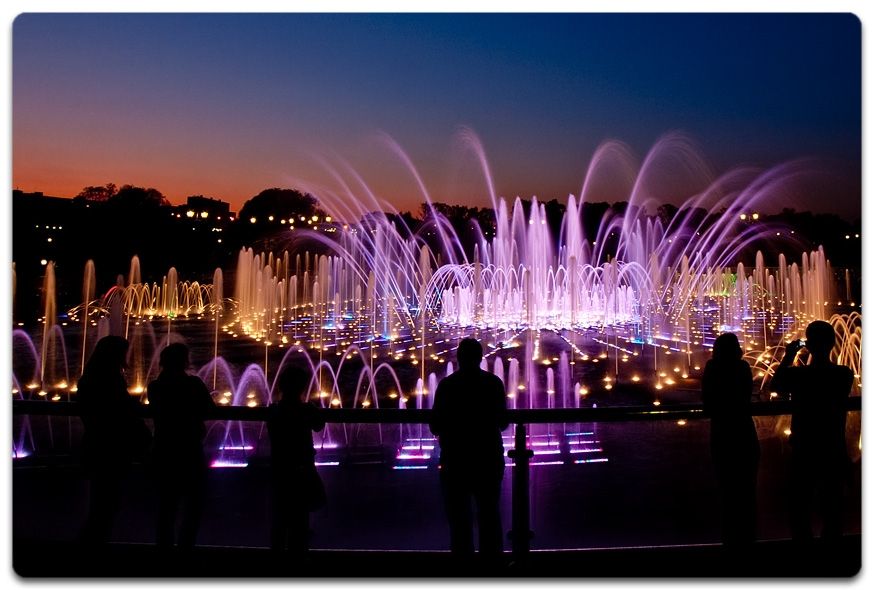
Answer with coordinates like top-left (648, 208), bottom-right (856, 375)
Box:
top-left (11, 132), bottom-right (862, 467)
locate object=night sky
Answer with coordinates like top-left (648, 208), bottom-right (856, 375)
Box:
top-left (12, 13), bottom-right (861, 218)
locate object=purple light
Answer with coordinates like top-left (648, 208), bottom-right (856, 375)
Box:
top-left (565, 432), bottom-right (595, 437)
top-left (569, 447), bottom-right (604, 454)
top-left (401, 445), bottom-right (435, 450)
top-left (574, 458), bottom-right (609, 464)
top-left (210, 460), bottom-right (248, 468)
top-left (508, 460), bottom-right (564, 467)
top-left (393, 465), bottom-right (429, 470)
top-left (12, 449), bottom-right (31, 459)
top-left (532, 449), bottom-right (561, 455)
top-left (396, 453), bottom-right (431, 460)
top-left (315, 461), bottom-right (340, 467)
top-left (218, 445), bottom-right (254, 451)
top-left (568, 439), bottom-right (600, 445)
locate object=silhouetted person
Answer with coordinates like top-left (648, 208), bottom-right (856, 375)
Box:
top-left (430, 338), bottom-right (509, 562)
top-left (771, 320), bottom-right (854, 543)
top-left (147, 343), bottom-right (215, 549)
top-left (702, 332), bottom-right (760, 547)
top-left (76, 335), bottom-right (150, 544)
top-left (268, 366), bottom-right (326, 555)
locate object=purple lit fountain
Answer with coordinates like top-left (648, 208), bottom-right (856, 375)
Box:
top-left (11, 132), bottom-right (862, 468)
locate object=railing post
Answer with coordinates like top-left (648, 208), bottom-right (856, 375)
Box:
top-left (507, 421), bottom-right (533, 561)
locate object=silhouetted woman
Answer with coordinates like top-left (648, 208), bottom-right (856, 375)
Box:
top-left (267, 366), bottom-right (326, 555)
top-left (147, 343), bottom-right (215, 549)
top-left (77, 335), bottom-right (150, 544)
top-left (702, 332), bottom-right (760, 546)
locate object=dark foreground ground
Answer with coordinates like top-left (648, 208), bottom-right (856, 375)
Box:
top-left (13, 536), bottom-right (862, 578)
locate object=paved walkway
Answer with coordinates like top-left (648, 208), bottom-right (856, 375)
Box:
top-left (13, 536), bottom-right (862, 578)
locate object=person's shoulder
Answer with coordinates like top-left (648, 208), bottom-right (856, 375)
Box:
top-left (440, 371), bottom-right (462, 386)
top-left (482, 370), bottom-right (503, 386)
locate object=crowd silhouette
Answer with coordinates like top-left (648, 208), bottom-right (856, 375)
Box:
top-left (72, 326), bottom-right (855, 561)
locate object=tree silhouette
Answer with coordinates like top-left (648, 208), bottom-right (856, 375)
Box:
top-left (74, 183), bottom-right (118, 203)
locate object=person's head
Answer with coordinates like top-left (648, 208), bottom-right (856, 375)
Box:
top-left (805, 320), bottom-right (836, 359)
top-left (457, 338), bottom-right (483, 370)
top-left (159, 343), bottom-right (190, 374)
top-left (83, 335), bottom-right (129, 377)
top-left (712, 332), bottom-right (742, 363)
top-left (277, 366), bottom-right (310, 404)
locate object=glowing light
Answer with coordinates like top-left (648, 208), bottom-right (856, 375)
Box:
top-left (186, 210), bottom-right (195, 218)
top-left (211, 460), bottom-right (248, 469)
top-left (677, 420), bottom-right (687, 426)
top-left (249, 217), bottom-right (257, 224)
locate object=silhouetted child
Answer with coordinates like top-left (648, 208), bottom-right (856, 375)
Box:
top-left (771, 320), bottom-right (854, 542)
top-left (77, 335), bottom-right (151, 544)
top-left (430, 338), bottom-right (509, 561)
top-left (702, 332), bottom-right (760, 547)
top-left (268, 366), bottom-right (326, 555)
top-left (147, 343), bottom-right (215, 549)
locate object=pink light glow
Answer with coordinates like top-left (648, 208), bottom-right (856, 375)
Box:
top-left (210, 460), bottom-right (248, 468)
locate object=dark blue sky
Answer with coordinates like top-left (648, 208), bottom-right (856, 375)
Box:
top-left (13, 13), bottom-right (861, 217)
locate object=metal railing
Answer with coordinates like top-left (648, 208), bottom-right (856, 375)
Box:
top-left (12, 397), bottom-right (863, 559)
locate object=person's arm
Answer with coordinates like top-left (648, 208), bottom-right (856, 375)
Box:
top-left (496, 377), bottom-right (509, 431)
top-left (429, 380), bottom-right (445, 437)
top-left (701, 363), bottom-right (714, 414)
top-left (309, 402), bottom-right (326, 433)
top-left (195, 377), bottom-right (216, 413)
top-left (769, 339), bottom-right (804, 395)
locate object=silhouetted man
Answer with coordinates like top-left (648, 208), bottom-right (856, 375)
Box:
top-left (268, 366), bottom-right (326, 555)
top-left (771, 320), bottom-right (854, 542)
top-left (147, 343), bottom-right (216, 549)
top-left (430, 338), bottom-right (509, 561)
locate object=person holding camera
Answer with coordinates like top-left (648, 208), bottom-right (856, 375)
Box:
top-left (770, 320), bottom-right (854, 543)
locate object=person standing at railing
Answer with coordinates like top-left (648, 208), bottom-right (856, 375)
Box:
top-left (147, 343), bottom-right (215, 549)
top-left (770, 320), bottom-right (854, 543)
top-left (268, 366), bottom-right (326, 557)
top-left (430, 338), bottom-right (509, 564)
top-left (76, 335), bottom-right (151, 545)
top-left (701, 332), bottom-right (759, 547)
